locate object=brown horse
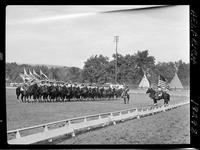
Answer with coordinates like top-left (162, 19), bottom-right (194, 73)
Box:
top-left (146, 88), bottom-right (170, 106)
top-left (16, 84), bottom-right (27, 103)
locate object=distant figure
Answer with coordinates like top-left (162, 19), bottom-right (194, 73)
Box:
top-left (121, 85), bottom-right (130, 104)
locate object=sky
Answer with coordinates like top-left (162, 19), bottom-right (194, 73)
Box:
top-left (6, 5), bottom-right (189, 68)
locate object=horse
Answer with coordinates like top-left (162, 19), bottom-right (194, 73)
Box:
top-left (146, 88), bottom-right (170, 106)
top-left (121, 89), bottom-right (130, 104)
top-left (40, 85), bottom-right (49, 102)
top-left (25, 83), bottom-right (38, 102)
top-left (16, 84), bottom-right (27, 103)
top-left (16, 86), bottom-right (21, 100)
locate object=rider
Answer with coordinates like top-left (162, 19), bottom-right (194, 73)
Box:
top-left (156, 85), bottom-right (169, 98)
top-left (157, 86), bottom-right (163, 97)
top-left (125, 85), bottom-right (129, 93)
top-left (122, 84), bottom-right (129, 96)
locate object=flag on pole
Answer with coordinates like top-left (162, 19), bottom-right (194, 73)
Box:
top-left (20, 73), bottom-right (31, 82)
top-left (158, 75), bottom-right (169, 91)
top-left (24, 68), bottom-right (28, 76)
top-left (29, 69), bottom-right (33, 76)
top-left (30, 69), bottom-right (40, 82)
top-left (29, 69), bottom-right (35, 79)
top-left (23, 68), bottom-right (32, 81)
top-left (33, 69), bottom-right (41, 79)
top-left (19, 73), bottom-right (25, 81)
top-left (40, 69), bottom-right (48, 79)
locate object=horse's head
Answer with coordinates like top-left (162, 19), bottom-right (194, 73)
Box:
top-left (146, 88), bottom-right (151, 94)
top-left (146, 88), bottom-right (155, 94)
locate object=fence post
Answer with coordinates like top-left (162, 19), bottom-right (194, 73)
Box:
top-left (136, 109), bottom-right (140, 119)
top-left (44, 125), bottom-right (48, 132)
top-left (16, 130), bottom-right (21, 139)
top-left (141, 109), bottom-right (144, 116)
top-left (110, 113), bottom-right (116, 125)
top-left (162, 105), bottom-right (166, 112)
top-left (68, 121), bottom-right (75, 137)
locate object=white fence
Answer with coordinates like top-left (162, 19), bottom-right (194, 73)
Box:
top-left (7, 101), bottom-right (189, 144)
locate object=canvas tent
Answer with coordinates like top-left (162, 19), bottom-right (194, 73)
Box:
top-left (138, 74), bottom-right (150, 88)
top-left (169, 73), bottom-right (183, 89)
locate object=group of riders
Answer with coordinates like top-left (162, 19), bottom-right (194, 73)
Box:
top-left (16, 81), bottom-right (128, 103)
top-left (16, 80), bottom-right (170, 105)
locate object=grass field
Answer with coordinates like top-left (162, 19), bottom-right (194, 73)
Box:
top-left (6, 88), bottom-right (189, 131)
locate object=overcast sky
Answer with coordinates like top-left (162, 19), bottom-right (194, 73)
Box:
top-left (6, 5), bottom-right (189, 68)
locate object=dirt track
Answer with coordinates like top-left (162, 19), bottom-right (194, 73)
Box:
top-left (57, 104), bottom-right (190, 144)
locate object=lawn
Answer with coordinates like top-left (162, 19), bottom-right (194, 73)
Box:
top-left (6, 88), bottom-right (189, 131)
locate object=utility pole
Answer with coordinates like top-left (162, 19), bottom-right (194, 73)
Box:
top-left (114, 36), bottom-right (119, 84)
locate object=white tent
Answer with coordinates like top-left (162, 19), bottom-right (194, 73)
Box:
top-left (138, 74), bottom-right (150, 88)
top-left (169, 73), bottom-right (183, 89)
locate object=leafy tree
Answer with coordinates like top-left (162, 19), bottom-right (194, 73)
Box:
top-left (176, 60), bottom-right (190, 87)
top-left (6, 54), bottom-right (189, 89)
top-left (135, 50), bottom-right (155, 74)
top-left (155, 62), bottom-right (176, 82)
top-left (82, 55), bottom-right (109, 83)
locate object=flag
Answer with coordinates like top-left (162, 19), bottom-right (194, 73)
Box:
top-left (40, 69), bottom-right (48, 79)
top-left (158, 75), bottom-right (169, 91)
top-left (19, 73), bottom-right (25, 81)
top-left (33, 69), bottom-right (41, 79)
top-left (24, 68), bottom-right (28, 76)
top-left (23, 68), bottom-right (32, 81)
top-left (19, 73), bottom-right (31, 82)
top-left (150, 81), bottom-right (157, 89)
top-left (29, 69), bottom-right (33, 76)
top-left (29, 69), bottom-right (35, 79)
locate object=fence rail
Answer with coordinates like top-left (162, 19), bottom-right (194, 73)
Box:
top-left (7, 101), bottom-right (189, 144)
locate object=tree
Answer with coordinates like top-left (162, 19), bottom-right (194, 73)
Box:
top-left (135, 50), bottom-right (155, 74)
top-left (176, 60), bottom-right (190, 87)
top-left (67, 67), bottom-right (82, 82)
top-left (155, 62), bottom-right (176, 82)
top-left (82, 55), bottom-right (109, 83)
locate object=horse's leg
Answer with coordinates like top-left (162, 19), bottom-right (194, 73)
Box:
top-left (21, 94), bottom-right (24, 103)
top-left (17, 93), bottom-right (21, 102)
top-left (20, 95), bottom-right (23, 103)
top-left (17, 93), bottom-right (19, 100)
top-left (127, 95), bottom-right (130, 104)
top-left (164, 96), bottom-right (168, 106)
top-left (24, 95), bottom-right (26, 103)
top-left (153, 99), bottom-right (157, 106)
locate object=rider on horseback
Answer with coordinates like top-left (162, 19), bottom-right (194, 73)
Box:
top-left (121, 84), bottom-right (130, 104)
top-left (121, 84), bottom-right (130, 101)
top-left (154, 85), bottom-right (169, 99)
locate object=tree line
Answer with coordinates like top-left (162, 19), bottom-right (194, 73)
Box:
top-left (6, 50), bottom-right (189, 88)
